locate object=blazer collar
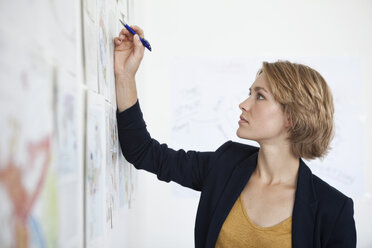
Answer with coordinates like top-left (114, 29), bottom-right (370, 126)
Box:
top-left (206, 151), bottom-right (258, 247)
top-left (292, 158), bottom-right (318, 248)
top-left (295, 158), bottom-right (317, 204)
top-left (206, 151), bottom-right (319, 248)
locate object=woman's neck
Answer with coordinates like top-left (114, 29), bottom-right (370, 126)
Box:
top-left (255, 143), bottom-right (300, 186)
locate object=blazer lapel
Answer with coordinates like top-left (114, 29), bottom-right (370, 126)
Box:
top-left (205, 151), bottom-right (258, 248)
top-left (292, 159), bottom-right (318, 248)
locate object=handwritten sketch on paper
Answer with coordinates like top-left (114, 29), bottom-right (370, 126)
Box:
top-left (170, 57), bottom-right (364, 198)
top-left (82, 2), bottom-right (99, 92)
top-left (105, 103), bottom-right (119, 229)
top-left (55, 71), bottom-right (79, 175)
top-left (53, 67), bottom-right (81, 245)
top-left (118, 152), bottom-right (136, 208)
top-left (97, 0), bottom-right (110, 98)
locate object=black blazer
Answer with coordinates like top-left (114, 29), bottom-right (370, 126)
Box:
top-left (117, 100), bottom-right (357, 248)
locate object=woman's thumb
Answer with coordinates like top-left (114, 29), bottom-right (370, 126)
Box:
top-left (133, 35), bottom-right (144, 57)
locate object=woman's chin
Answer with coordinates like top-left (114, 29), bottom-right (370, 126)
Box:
top-left (236, 129), bottom-right (249, 139)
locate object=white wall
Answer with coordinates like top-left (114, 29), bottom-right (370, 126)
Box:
top-left (129, 0), bottom-right (372, 247)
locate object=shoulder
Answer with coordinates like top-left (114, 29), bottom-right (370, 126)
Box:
top-left (311, 173), bottom-right (351, 205)
top-left (298, 161), bottom-right (352, 207)
top-left (309, 171), bottom-right (355, 231)
top-left (208, 141), bottom-right (259, 173)
top-left (203, 141), bottom-right (259, 187)
top-left (310, 172), bottom-right (356, 244)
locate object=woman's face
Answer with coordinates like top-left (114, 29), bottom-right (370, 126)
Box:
top-left (237, 72), bottom-right (290, 144)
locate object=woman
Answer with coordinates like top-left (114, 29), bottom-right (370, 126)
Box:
top-left (113, 26), bottom-right (356, 248)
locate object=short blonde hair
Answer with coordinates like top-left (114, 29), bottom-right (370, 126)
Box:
top-left (258, 60), bottom-right (335, 160)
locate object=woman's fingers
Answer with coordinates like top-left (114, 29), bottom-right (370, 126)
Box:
top-left (116, 26), bottom-right (145, 53)
top-left (114, 37), bottom-right (122, 46)
top-left (119, 34), bottom-right (130, 43)
top-left (119, 28), bottom-right (133, 41)
top-left (131, 25), bottom-right (144, 38)
top-left (133, 34), bottom-right (145, 59)
top-left (119, 26), bottom-right (145, 39)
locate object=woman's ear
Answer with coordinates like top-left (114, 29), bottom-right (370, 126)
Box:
top-left (284, 114), bottom-right (292, 128)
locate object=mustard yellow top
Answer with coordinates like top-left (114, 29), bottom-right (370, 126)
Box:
top-left (215, 193), bottom-right (292, 248)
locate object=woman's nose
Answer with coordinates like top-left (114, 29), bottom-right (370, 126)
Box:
top-left (239, 98), bottom-right (250, 112)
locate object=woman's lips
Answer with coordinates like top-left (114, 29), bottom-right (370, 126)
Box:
top-left (239, 115), bottom-right (249, 124)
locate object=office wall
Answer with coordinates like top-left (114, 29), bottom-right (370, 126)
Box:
top-left (131, 0), bottom-right (372, 247)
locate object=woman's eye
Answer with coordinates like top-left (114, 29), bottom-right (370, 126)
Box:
top-left (257, 94), bottom-right (264, 100)
top-left (248, 92), bottom-right (264, 100)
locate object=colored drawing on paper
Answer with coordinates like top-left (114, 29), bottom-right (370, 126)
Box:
top-left (85, 92), bottom-right (106, 245)
top-left (0, 42), bottom-right (56, 247)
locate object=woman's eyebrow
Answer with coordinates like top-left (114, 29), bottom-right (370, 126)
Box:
top-left (249, 86), bottom-right (268, 93)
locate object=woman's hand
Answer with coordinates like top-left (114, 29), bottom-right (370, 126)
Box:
top-left (114, 26), bottom-right (145, 80)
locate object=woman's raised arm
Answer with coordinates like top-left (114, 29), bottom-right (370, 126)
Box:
top-left (114, 26), bottom-right (232, 190)
top-left (114, 25), bottom-right (145, 112)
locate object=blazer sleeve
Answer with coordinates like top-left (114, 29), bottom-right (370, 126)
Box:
top-left (327, 197), bottom-right (357, 247)
top-left (116, 99), bottom-right (232, 191)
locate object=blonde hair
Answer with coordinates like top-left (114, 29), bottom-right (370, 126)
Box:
top-left (258, 60), bottom-right (335, 160)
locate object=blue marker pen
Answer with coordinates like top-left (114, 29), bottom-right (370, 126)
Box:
top-left (119, 19), bottom-right (152, 52)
